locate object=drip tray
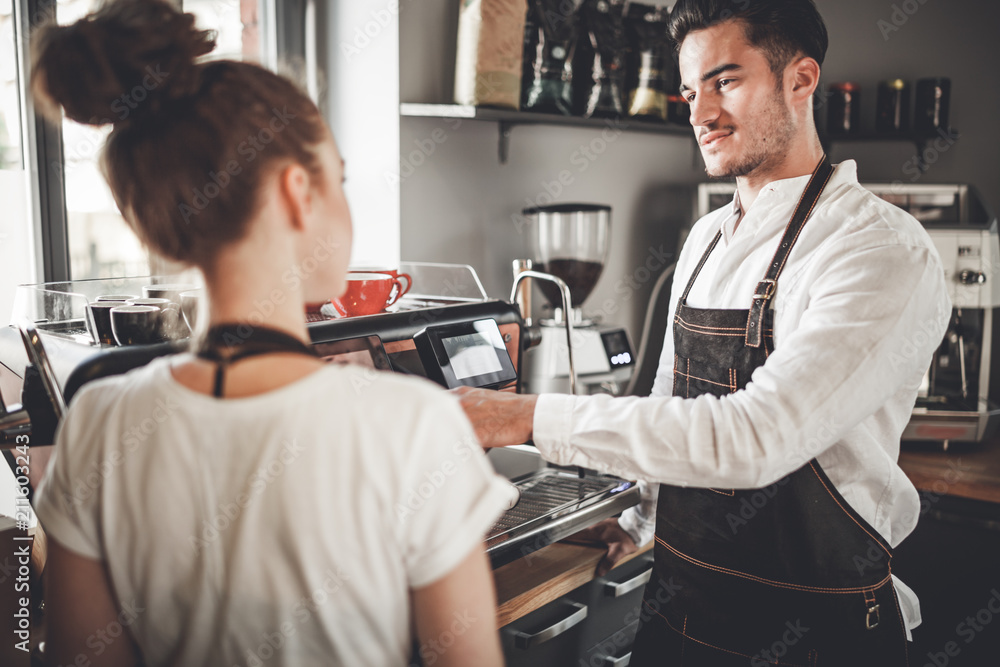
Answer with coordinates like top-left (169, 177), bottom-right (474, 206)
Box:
top-left (486, 468), bottom-right (639, 568)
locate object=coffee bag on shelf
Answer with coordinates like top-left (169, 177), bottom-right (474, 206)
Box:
top-left (625, 3), bottom-right (670, 121)
top-left (454, 0), bottom-right (527, 109)
top-left (575, 0), bottom-right (627, 119)
top-left (521, 0), bottom-right (583, 115)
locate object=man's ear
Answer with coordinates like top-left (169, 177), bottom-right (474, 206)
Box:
top-left (788, 56), bottom-right (821, 104)
top-left (279, 163), bottom-right (312, 232)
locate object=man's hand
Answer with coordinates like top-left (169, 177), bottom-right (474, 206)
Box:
top-left (454, 387), bottom-right (538, 448)
top-left (566, 517), bottom-right (638, 576)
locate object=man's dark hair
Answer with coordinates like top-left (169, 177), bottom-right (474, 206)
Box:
top-left (668, 0), bottom-right (829, 74)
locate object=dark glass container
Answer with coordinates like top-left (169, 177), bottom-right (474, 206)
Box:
top-left (876, 79), bottom-right (910, 134)
top-left (827, 82), bottom-right (861, 136)
top-left (914, 77), bottom-right (951, 135)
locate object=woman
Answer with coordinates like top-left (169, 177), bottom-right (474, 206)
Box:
top-left (30, 1), bottom-right (509, 665)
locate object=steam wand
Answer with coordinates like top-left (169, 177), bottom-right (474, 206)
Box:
top-left (511, 265), bottom-right (586, 480)
top-left (510, 265), bottom-right (578, 396)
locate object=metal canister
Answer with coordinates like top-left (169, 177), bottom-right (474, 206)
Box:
top-left (915, 77), bottom-right (951, 135)
top-left (827, 82), bottom-right (861, 136)
top-left (876, 79), bottom-right (910, 134)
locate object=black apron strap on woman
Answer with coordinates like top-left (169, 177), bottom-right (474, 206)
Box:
top-left (196, 324), bottom-right (318, 398)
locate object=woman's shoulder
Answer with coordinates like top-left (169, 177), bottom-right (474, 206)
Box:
top-left (68, 355), bottom-right (175, 410)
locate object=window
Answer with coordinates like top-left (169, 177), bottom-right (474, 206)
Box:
top-left (58, 0), bottom-right (266, 280)
top-left (0, 0), bottom-right (36, 325)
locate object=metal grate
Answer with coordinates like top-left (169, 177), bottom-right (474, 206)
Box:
top-left (487, 470), bottom-right (632, 544)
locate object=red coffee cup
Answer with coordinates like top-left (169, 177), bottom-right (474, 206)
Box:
top-left (332, 273), bottom-right (405, 317)
top-left (349, 266), bottom-right (412, 302)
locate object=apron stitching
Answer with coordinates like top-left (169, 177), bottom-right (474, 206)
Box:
top-left (674, 316), bottom-right (775, 335)
top-left (673, 371), bottom-right (739, 389)
top-left (775, 167), bottom-right (835, 277)
top-left (680, 614), bottom-right (687, 666)
top-left (708, 488), bottom-right (736, 496)
top-left (655, 536), bottom-right (892, 594)
top-left (686, 358), bottom-right (690, 398)
top-left (675, 319), bottom-right (774, 337)
top-left (809, 648), bottom-right (818, 667)
top-left (674, 311), bottom-right (774, 333)
top-left (642, 600), bottom-right (813, 666)
top-left (808, 462), bottom-right (892, 558)
top-left (768, 156), bottom-right (830, 278)
top-left (674, 316), bottom-right (752, 331)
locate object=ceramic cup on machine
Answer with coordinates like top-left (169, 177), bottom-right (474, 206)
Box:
top-left (142, 283), bottom-right (198, 305)
top-left (348, 265), bottom-right (413, 303)
top-left (95, 294), bottom-right (138, 302)
top-left (85, 301), bottom-right (120, 346)
top-left (110, 305), bottom-right (161, 346)
top-left (127, 298), bottom-right (182, 341)
top-left (180, 290), bottom-right (203, 332)
top-left (331, 273), bottom-right (405, 317)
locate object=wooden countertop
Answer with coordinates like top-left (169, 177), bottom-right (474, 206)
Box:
top-left (899, 440), bottom-right (1000, 505)
top-left (492, 539), bottom-right (653, 627)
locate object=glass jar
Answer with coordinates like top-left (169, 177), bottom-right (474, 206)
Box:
top-left (876, 79), bottom-right (910, 134)
top-left (914, 77), bottom-right (951, 135)
top-left (827, 82), bottom-right (861, 136)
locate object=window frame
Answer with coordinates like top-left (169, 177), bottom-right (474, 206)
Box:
top-left (24, 0), bottom-right (305, 283)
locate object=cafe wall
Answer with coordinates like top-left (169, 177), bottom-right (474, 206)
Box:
top-left (341, 0), bottom-right (1000, 344)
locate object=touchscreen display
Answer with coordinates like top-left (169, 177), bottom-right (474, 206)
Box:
top-left (441, 332), bottom-right (503, 380)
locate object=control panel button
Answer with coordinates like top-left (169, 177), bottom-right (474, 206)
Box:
top-left (958, 269), bottom-right (986, 285)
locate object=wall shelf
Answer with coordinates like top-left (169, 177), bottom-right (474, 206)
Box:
top-left (823, 128), bottom-right (960, 170)
top-left (400, 103), bottom-right (694, 164)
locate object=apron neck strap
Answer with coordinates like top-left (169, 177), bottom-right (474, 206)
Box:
top-left (745, 156), bottom-right (834, 347)
top-left (196, 324), bottom-right (317, 398)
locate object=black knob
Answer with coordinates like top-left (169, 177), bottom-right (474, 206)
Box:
top-left (959, 270), bottom-right (986, 285)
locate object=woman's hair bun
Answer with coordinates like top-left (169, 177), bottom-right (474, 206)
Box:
top-left (32, 0), bottom-right (215, 126)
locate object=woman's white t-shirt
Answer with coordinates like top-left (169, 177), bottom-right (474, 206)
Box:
top-left (35, 355), bottom-right (512, 667)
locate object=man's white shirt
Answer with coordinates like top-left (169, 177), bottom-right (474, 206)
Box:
top-left (531, 160), bottom-right (952, 638)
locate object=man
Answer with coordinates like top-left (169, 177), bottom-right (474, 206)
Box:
top-left (459, 0), bottom-right (951, 664)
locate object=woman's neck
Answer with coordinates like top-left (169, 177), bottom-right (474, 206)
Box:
top-left (203, 251), bottom-right (311, 345)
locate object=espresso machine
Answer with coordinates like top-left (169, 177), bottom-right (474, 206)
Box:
top-left (515, 204), bottom-right (636, 396)
top-left (871, 185), bottom-right (1000, 446)
top-left (0, 263), bottom-right (638, 567)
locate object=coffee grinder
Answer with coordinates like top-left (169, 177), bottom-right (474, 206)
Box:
top-left (514, 204), bottom-right (635, 395)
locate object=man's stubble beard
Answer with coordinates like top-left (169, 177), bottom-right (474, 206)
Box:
top-left (705, 90), bottom-right (796, 180)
